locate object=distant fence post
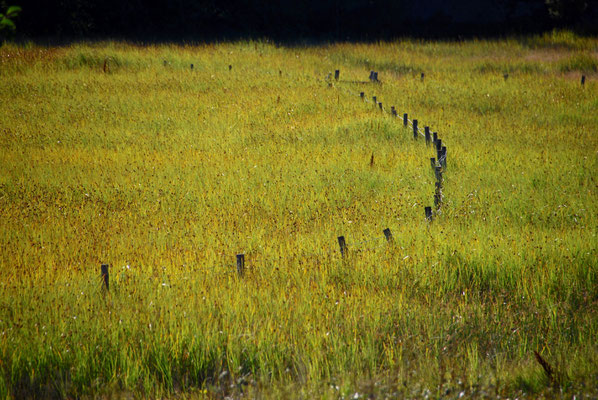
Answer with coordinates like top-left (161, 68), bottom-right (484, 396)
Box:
top-left (335, 70), bottom-right (340, 80)
top-left (425, 207), bottom-right (433, 220)
top-left (413, 120), bottom-right (418, 139)
top-left (372, 96), bottom-right (377, 104)
top-left (190, 63), bottom-right (194, 70)
top-left (369, 71), bottom-right (374, 81)
top-left (236, 254), bottom-right (245, 276)
top-left (391, 106), bottom-right (397, 117)
top-left (421, 72), bottom-right (425, 82)
top-left (581, 75), bottom-right (585, 86)
top-left (425, 127), bottom-right (431, 145)
top-left (360, 92), bottom-right (365, 99)
top-left (378, 102), bottom-right (383, 110)
top-left (101, 264), bottom-right (109, 291)
top-left (338, 236), bottom-right (347, 258)
top-left (403, 113), bottom-right (408, 127)
top-left (374, 72), bottom-right (379, 82)
top-left (383, 228), bottom-right (393, 242)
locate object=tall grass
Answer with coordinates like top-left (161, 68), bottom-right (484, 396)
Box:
top-left (0, 33), bottom-right (597, 398)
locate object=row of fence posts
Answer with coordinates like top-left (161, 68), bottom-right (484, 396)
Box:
top-left (98, 69), bottom-right (454, 286)
top-left (99, 226), bottom-right (396, 288)
top-left (352, 69), bottom-right (448, 222)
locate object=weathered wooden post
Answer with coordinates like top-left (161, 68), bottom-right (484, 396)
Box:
top-left (374, 72), bottom-right (379, 82)
top-left (581, 75), bottom-right (586, 86)
top-left (391, 106), bottom-right (397, 117)
top-left (425, 127), bottom-right (431, 145)
top-left (369, 71), bottom-right (375, 81)
top-left (430, 158), bottom-right (436, 169)
top-left (435, 166), bottom-right (443, 182)
top-left (360, 92), bottom-right (365, 99)
top-left (229, 65), bottom-right (232, 71)
top-left (236, 254), bottom-right (245, 276)
top-left (421, 72), bottom-right (425, 82)
top-left (440, 146), bottom-right (447, 168)
top-left (425, 207), bottom-right (433, 220)
top-left (373, 96), bottom-right (377, 104)
top-left (413, 120), bottom-right (418, 139)
top-left (433, 132), bottom-right (438, 145)
top-left (190, 64), bottom-right (194, 70)
top-left (383, 228), bottom-right (393, 242)
top-left (378, 102), bottom-right (383, 110)
top-left (334, 70), bottom-right (340, 80)
top-left (403, 113), bottom-right (408, 127)
top-left (101, 264), bottom-right (109, 291)
top-left (338, 236), bottom-right (348, 258)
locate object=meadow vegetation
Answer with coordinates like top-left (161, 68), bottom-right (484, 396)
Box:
top-left (0, 30), bottom-right (597, 398)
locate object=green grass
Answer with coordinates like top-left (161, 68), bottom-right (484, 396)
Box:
top-left (0, 31), bottom-right (597, 399)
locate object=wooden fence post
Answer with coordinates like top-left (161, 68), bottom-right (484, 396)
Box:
top-left (229, 65), bottom-right (232, 71)
top-left (101, 264), bottom-right (109, 291)
top-left (436, 139), bottom-right (442, 153)
top-left (430, 157), bottom-right (436, 169)
top-left (374, 72), bottom-right (379, 82)
top-left (190, 64), bottom-right (194, 70)
top-left (413, 120), bottom-right (418, 139)
top-left (581, 75), bottom-right (585, 86)
top-left (433, 132), bottom-right (438, 145)
top-left (403, 113), bottom-right (408, 127)
top-left (373, 96), bottom-right (377, 104)
top-left (421, 72), bottom-right (425, 82)
top-left (425, 207), bottom-right (433, 220)
top-left (435, 166), bottom-right (443, 182)
top-left (378, 102), bottom-right (383, 110)
top-left (391, 106), bottom-right (397, 117)
top-left (360, 92), bottom-right (365, 99)
top-left (369, 71), bottom-right (374, 81)
top-left (383, 228), bottom-right (393, 242)
top-left (434, 192), bottom-right (441, 207)
top-left (440, 146), bottom-right (447, 168)
top-left (425, 127), bottom-right (431, 145)
top-left (338, 236), bottom-right (347, 258)
top-left (236, 254), bottom-right (245, 276)
top-left (335, 70), bottom-right (340, 80)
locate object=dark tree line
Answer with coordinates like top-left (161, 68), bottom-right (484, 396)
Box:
top-left (12, 0), bottom-right (598, 41)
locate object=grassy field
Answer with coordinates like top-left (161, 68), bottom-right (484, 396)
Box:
top-left (0, 31), bottom-right (597, 399)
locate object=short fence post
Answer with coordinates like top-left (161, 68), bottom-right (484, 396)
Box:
top-left (581, 75), bottom-right (585, 86)
top-left (335, 70), bottom-right (340, 80)
top-left (374, 72), bottom-right (378, 82)
top-left (373, 96), bottom-right (377, 104)
top-left (338, 236), bottom-right (347, 258)
top-left (391, 106), bottom-right (397, 117)
top-left (433, 132), bottom-right (438, 145)
top-left (101, 264), bottom-right (109, 291)
top-left (229, 65), bottom-right (232, 71)
top-left (436, 139), bottom-right (442, 154)
top-left (383, 228), bottom-right (393, 242)
top-left (369, 71), bottom-right (374, 81)
top-left (236, 254), bottom-right (245, 276)
top-left (378, 102), bottom-right (383, 110)
top-left (425, 207), bottom-right (433, 220)
top-left (421, 72), bottom-right (425, 82)
top-left (440, 146), bottom-right (447, 168)
top-left (403, 113), bottom-right (408, 127)
top-left (413, 120), bottom-right (418, 139)
top-left (360, 92), bottom-right (364, 99)
top-left (430, 157), bottom-right (436, 169)
top-left (425, 127), bottom-right (431, 145)
top-left (190, 64), bottom-right (194, 70)
top-left (434, 192), bottom-right (441, 207)
top-left (435, 166), bottom-right (443, 182)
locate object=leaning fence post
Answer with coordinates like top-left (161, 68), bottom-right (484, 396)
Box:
top-left (403, 113), bottom-right (408, 127)
top-left (413, 120), bottom-right (418, 139)
top-left (383, 228), bottom-right (393, 242)
top-left (335, 70), bottom-right (340, 80)
top-left (338, 236), bottom-right (347, 258)
top-left (425, 127), bottom-right (431, 145)
top-left (425, 207), bottom-right (433, 220)
top-left (236, 254), bottom-right (245, 276)
top-left (101, 264), bottom-right (109, 291)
